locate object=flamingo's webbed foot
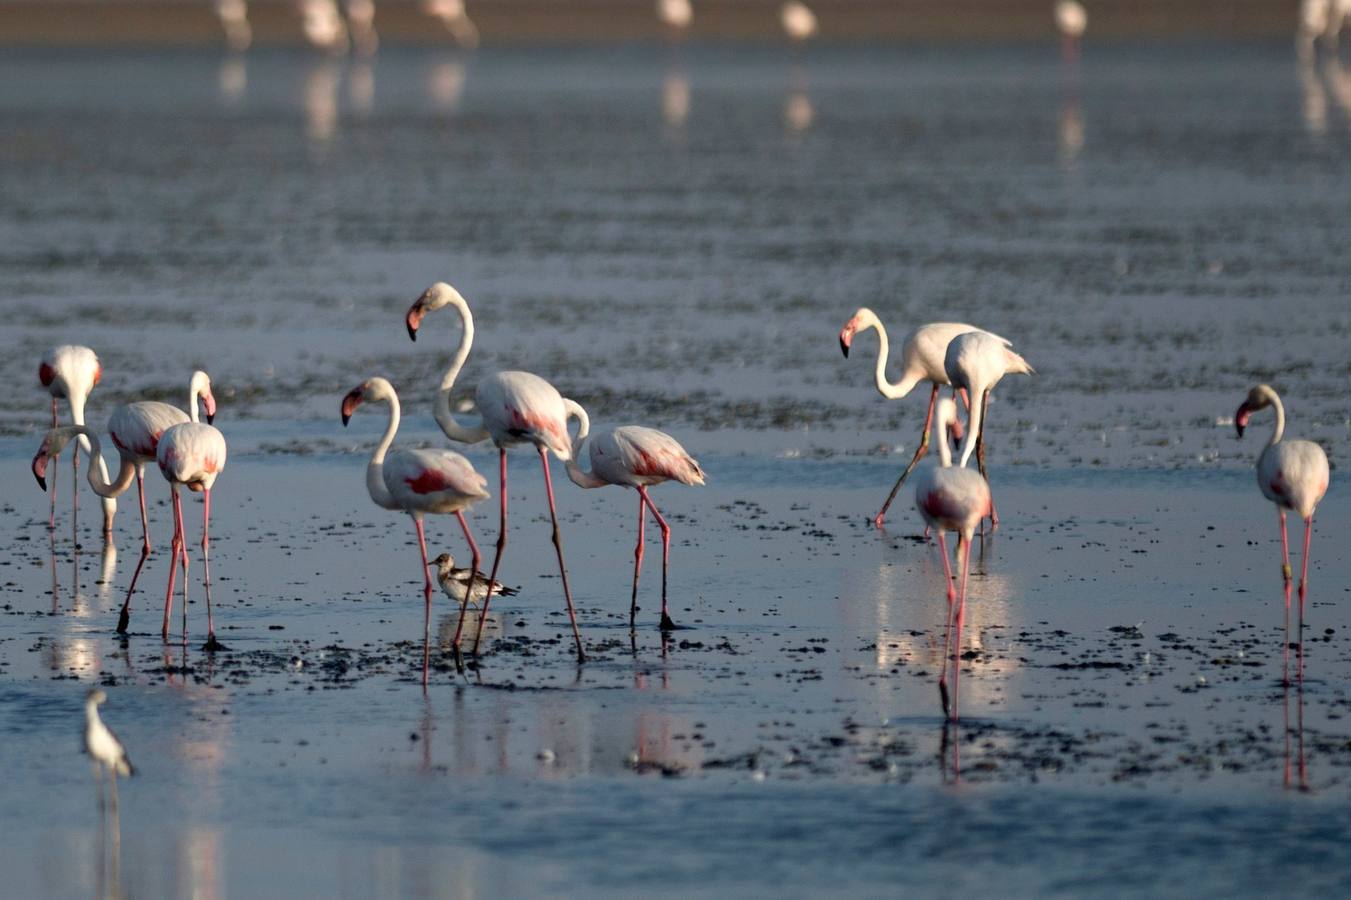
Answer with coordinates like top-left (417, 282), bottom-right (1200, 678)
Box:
top-left (660, 613), bottom-right (678, 632)
top-left (201, 634), bottom-right (226, 653)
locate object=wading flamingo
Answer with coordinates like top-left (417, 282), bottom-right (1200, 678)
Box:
top-left (564, 414), bottom-right (706, 631)
top-left (424, 0), bottom-right (480, 49)
top-left (108, 371), bottom-right (217, 632)
top-left (430, 552), bottom-right (517, 608)
top-left (658, 0), bottom-right (692, 36)
top-left (1236, 384), bottom-right (1330, 684)
top-left (781, 0), bottom-right (817, 43)
top-left (84, 688), bottom-right (134, 812)
top-left (912, 397), bottom-right (990, 721)
top-left (156, 414), bottom-right (228, 649)
top-left (405, 282), bottom-right (588, 662)
top-left (342, 376), bottom-right (490, 682)
top-left (1054, 1), bottom-right (1087, 61)
top-left (943, 330), bottom-right (1035, 528)
top-left (215, 0), bottom-right (252, 51)
top-left (838, 311), bottom-right (1008, 528)
top-left (38, 345), bottom-right (116, 536)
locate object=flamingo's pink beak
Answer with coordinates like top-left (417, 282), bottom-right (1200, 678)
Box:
top-left (341, 387), bottom-right (364, 426)
top-left (1235, 402), bottom-right (1251, 438)
top-left (32, 444), bottom-right (50, 491)
top-left (839, 321), bottom-right (857, 358)
top-left (406, 301), bottom-right (425, 341)
top-left (949, 413), bottom-right (965, 448)
top-left (203, 391), bottom-right (218, 426)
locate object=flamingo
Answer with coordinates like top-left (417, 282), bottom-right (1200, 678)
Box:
top-left (564, 415), bottom-right (706, 631)
top-left (107, 371), bottom-right (217, 632)
top-left (84, 688), bottom-right (134, 812)
top-left (406, 282), bottom-right (589, 661)
top-left (1235, 384), bottom-right (1330, 684)
top-left (155, 413), bottom-right (228, 650)
top-left (943, 330), bottom-right (1035, 529)
top-left (658, 0), bottom-right (692, 35)
top-left (38, 344), bottom-right (116, 536)
top-left (423, 0), bottom-right (480, 49)
top-left (345, 0), bottom-right (379, 56)
top-left (780, 0), bottom-right (817, 43)
top-left (1054, 1), bottom-right (1087, 61)
top-left (215, 0), bottom-right (252, 52)
top-left (299, 0), bottom-right (349, 54)
top-left (913, 397), bottom-right (990, 721)
top-left (838, 311), bottom-right (1010, 528)
top-left (430, 552), bottom-right (517, 608)
top-left (341, 376), bottom-right (490, 681)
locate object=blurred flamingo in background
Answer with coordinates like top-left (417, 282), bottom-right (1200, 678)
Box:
top-left (781, 0), bottom-right (817, 44)
top-left (156, 412), bottom-right (228, 649)
top-left (38, 344), bottom-right (116, 537)
top-left (342, 376), bottom-right (490, 682)
top-left (912, 397), bottom-right (990, 721)
top-left (658, 0), bottom-right (692, 38)
top-left (406, 282), bottom-right (588, 662)
top-left (424, 0), bottom-right (480, 49)
top-left (299, 0), bottom-right (349, 54)
top-left (839, 311), bottom-right (1010, 529)
top-left (943, 330), bottom-right (1034, 529)
top-left (215, 0), bottom-right (252, 52)
top-left (1054, 1), bottom-right (1087, 61)
top-left (565, 414), bottom-right (706, 631)
top-left (1236, 384), bottom-right (1330, 684)
top-left (345, 0), bottom-right (379, 56)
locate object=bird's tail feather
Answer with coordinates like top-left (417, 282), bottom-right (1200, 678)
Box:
top-left (1005, 348), bottom-right (1035, 375)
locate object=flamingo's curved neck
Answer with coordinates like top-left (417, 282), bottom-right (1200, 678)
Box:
top-left (1265, 388), bottom-right (1286, 447)
top-left (864, 320), bottom-right (918, 400)
top-left (365, 389), bottom-right (401, 509)
top-left (60, 426), bottom-right (136, 499)
top-left (958, 386), bottom-right (984, 469)
top-left (66, 393), bottom-right (118, 516)
top-left (188, 385), bottom-right (202, 424)
top-left (562, 398), bottom-right (606, 489)
top-left (433, 294), bottom-right (491, 444)
top-left (936, 410), bottom-right (954, 469)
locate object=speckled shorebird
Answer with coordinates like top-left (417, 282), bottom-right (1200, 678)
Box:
top-left (84, 688), bottom-right (134, 811)
top-left (430, 552), bottom-right (518, 608)
top-left (1236, 384), bottom-right (1331, 684)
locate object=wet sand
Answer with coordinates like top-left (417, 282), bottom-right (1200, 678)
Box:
top-left (1, 42), bottom-right (1350, 897)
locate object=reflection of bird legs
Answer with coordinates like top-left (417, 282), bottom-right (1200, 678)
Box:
top-left (939, 721), bottom-right (960, 784)
top-left (1284, 677), bottom-right (1310, 792)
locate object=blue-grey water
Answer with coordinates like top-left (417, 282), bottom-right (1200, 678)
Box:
top-left (2, 41), bottom-right (1350, 897)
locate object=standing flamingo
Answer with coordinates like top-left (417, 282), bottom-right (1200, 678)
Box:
top-left (406, 282), bottom-right (589, 662)
top-left (658, 0), bottom-right (692, 37)
top-left (1236, 384), bottom-right (1330, 684)
top-left (38, 345), bottom-right (117, 536)
top-left (780, 0), bottom-right (817, 43)
top-left (108, 371), bottom-right (216, 632)
top-left (563, 412), bottom-right (706, 631)
top-left (156, 414), bottom-right (228, 650)
top-left (838, 311), bottom-right (1010, 528)
top-left (342, 376), bottom-right (490, 682)
top-left (912, 397), bottom-right (990, 721)
top-left (1054, 1), bottom-right (1087, 61)
top-left (943, 330), bottom-right (1035, 529)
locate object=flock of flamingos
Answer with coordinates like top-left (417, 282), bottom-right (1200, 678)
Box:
top-left (34, 281), bottom-right (1332, 792)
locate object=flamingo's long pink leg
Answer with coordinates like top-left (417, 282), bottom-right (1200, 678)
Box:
top-left (873, 384), bottom-right (939, 529)
top-left (539, 448), bottom-right (586, 663)
top-left (976, 389), bottom-right (998, 530)
top-left (630, 491), bottom-right (646, 629)
top-left (201, 489), bottom-right (222, 651)
top-left (454, 510), bottom-right (482, 647)
top-left (136, 467), bottom-right (151, 554)
top-left (468, 449), bottom-right (508, 655)
top-left (49, 399), bottom-right (59, 530)
top-left (639, 486), bottom-right (675, 631)
top-left (117, 468), bottom-right (153, 634)
top-left (1297, 517), bottom-right (1313, 684)
top-left (936, 531), bottom-right (956, 718)
top-left (951, 533), bottom-right (972, 721)
top-left (161, 487), bottom-right (184, 639)
top-left (412, 514), bottom-right (434, 685)
top-left (1279, 510), bottom-right (1292, 684)
top-left (175, 487), bottom-right (191, 640)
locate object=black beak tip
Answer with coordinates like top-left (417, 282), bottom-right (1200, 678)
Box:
top-left (1235, 423), bottom-right (1245, 439)
top-left (406, 322), bottom-right (418, 342)
top-left (206, 412), bottom-right (215, 425)
top-left (839, 337), bottom-right (850, 358)
top-left (35, 473), bottom-right (46, 491)
top-left (342, 413), bottom-right (351, 427)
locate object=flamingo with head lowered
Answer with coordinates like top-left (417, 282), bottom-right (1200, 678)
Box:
top-left (943, 330), bottom-right (1034, 529)
top-left (839, 311), bottom-right (1014, 529)
top-left (406, 282), bottom-right (589, 662)
top-left (38, 344), bottom-right (116, 536)
top-left (342, 376), bottom-right (490, 682)
top-left (1236, 384), bottom-right (1330, 684)
top-left (912, 397), bottom-right (990, 721)
top-left (564, 410), bottom-right (706, 631)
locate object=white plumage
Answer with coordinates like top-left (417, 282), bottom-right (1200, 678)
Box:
top-left (38, 344), bottom-right (116, 533)
top-left (84, 688), bottom-right (134, 811)
top-left (431, 552), bottom-right (517, 606)
top-left (781, 0), bottom-right (817, 42)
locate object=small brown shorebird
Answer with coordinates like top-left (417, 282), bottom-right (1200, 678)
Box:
top-left (430, 552), bottom-right (518, 608)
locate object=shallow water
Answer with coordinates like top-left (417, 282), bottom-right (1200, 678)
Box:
top-left (2, 42), bottom-right (1350, 897)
